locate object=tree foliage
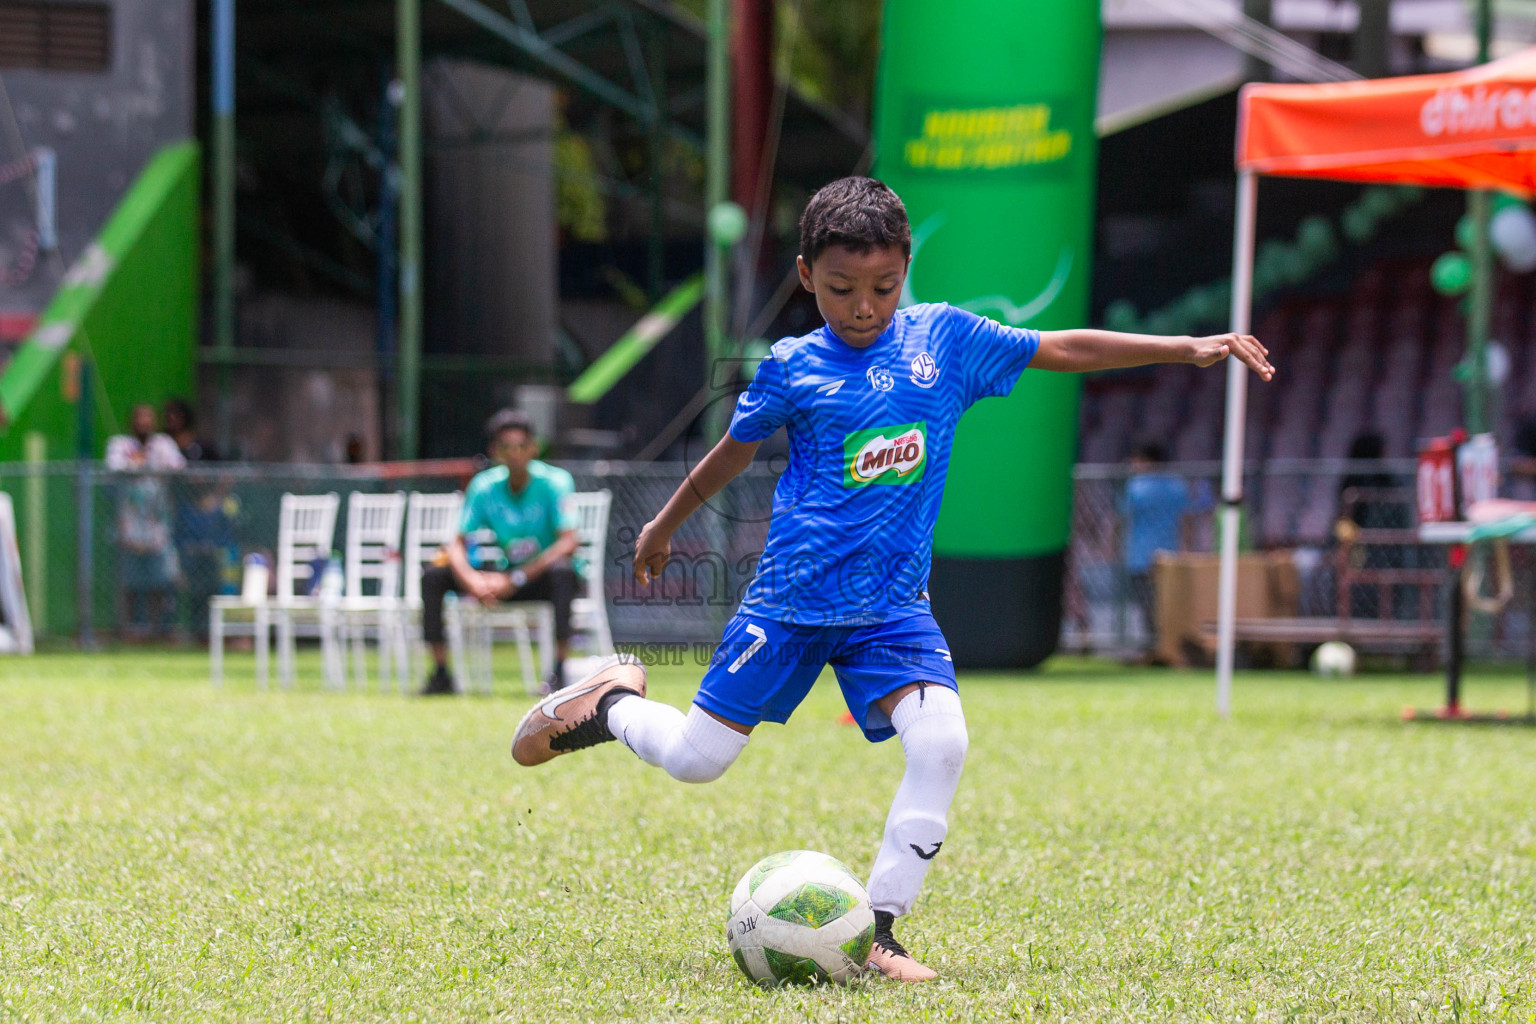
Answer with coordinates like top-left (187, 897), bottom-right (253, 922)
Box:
top-left (670, 0), bottom-right (885, 122)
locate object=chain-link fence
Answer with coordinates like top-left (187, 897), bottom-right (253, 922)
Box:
top-left (0, 459), bottom-right (778, 647)
top-left (1068, 458), bottom-right (1535, 666)
top-left (2, 457), bottom-right (1531, 665)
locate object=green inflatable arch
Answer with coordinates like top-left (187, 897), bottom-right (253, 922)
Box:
top-left (875, 0), bottom-right (1100, 667)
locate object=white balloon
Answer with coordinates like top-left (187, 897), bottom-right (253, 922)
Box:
top-left (1486, 340), bottom-right (1511, 387)
top-left (1491, 204), bottom-right (1536, 273)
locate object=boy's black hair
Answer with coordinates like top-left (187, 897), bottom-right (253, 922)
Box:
top-left (798, 176), bottom-right (911, 266)
top-left (485, 408), bottom-right (536, 442)
top-left (1132, 442), bottom-right (1167, 464)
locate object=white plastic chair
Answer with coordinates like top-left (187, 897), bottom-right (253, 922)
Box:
top-left (210, 492), bottom-right (340, 689)
top-left (336, 491), bottom-right (407, 692)
top-left (452, 490), bottom-right (615, 695)
top-left (274, 493), bottom-right (346, 689)
top-left (400, 491), bottom-right (463, 690)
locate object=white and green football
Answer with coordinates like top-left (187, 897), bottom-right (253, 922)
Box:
top-left (725, 850), bottom-right (875, 986)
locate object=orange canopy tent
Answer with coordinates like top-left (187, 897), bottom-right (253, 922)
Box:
top-left (1239, 49), bottom-right (1536, 192)
top-left (1215, 51), bottom-right (1536, 714)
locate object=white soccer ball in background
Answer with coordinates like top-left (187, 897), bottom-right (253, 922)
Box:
top-left (726, 850), bottom-right (874, 986)
top-left (1311, 640), bottom-right (1357, 678)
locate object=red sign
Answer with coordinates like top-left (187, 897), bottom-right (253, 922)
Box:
top-left (1418, 439), bottom-right (1457, 523)
top-left (0, 312), bottom-right (37, 341)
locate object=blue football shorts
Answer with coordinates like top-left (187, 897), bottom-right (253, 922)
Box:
top-left (693, 611), bottom-right (958, 742)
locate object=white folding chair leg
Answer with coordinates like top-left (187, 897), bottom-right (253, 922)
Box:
top-left (593, 603), bottom-right (614, 656)
top-left (377, 608), bottom-right (395, 694)
top-left (465, 614), bottom-right (482, 694)
top-left (333, 617), bottom-right (349, 692)
top-left (210, 605), bottom-right (224, 686)
top-left (323, 606), bottom-right (347, 691)
top-left (401, 608), bottom-right (419, 694)
top-left (330, 621), bottom-right (347, 691)
top-left (513, 614), bottom-right (537, 695)
top-left (351, 616), bottom-right (368, 691)
top-left (476, 617), bottom-right (495, 695)
top-left (395, 611), bottom-right (413, 694)
top-left (317, 608), bottom-right (333, 689)
top-left (379, 614), bottom-right (394, 695)
top-left (401, 611), bottom-right (414, 692)
top-left (278, 610), bottom-right (295, 689)
top-left (384, 608), bottom-right (404, 694)
top-left (447, 603), bottom-right (468, 694)
top-left (255, 606), bottom-right (270, 689)
top-left (538, 606), bottom-right (556, 683)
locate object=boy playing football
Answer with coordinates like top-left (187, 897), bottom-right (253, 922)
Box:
top-left (512, 176), bottom-right (1273, 981)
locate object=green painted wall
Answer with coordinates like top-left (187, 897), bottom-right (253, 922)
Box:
top-left (0, 142), bottom-right (200, 459)
top-left (0, 141), bottom-right (200, 637)
top-left (874, 2), bottom-right (1100, 558)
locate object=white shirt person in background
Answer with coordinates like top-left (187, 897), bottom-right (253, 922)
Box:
top-left (106, 404), bottom-right (187, 472)
top-left (106, 404), bottom-right (187, 640)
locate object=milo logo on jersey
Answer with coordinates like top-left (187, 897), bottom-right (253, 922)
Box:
top-left (844, 422), bottom-right (928, 488)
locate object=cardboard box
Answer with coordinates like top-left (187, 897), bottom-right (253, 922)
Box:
top-left (1152, 552), bottom-right (1299, 666)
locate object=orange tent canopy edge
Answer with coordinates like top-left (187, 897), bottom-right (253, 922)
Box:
top-left (1237, 48), bottom-right (1536, 195)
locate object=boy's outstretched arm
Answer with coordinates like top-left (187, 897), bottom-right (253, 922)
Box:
top-left (634, 435), bottom-right (760, 584)
top-left (1032, 330), bottom-right (1275, 381)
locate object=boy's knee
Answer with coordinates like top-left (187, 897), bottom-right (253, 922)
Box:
top-left (910, 714), bottom-right (968, 777)
top-left (668, 755), bottom-right (731, 785)
top-left (664, 706), bottom-right (748, 784)
top-left (663, 733), bottom-right (737, 783)
top-left (894, 686), bottom-right (968, 778)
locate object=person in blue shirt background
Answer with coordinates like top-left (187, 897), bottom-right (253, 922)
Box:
top-left (1121, 442), bottom-right (1196, 658)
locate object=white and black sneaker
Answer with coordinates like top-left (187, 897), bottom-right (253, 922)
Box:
top-left (510, 653), bottom-right (646, 766)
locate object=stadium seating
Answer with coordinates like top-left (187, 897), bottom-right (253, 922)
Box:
top-left (1080, 258), bottom-right (1536, 547)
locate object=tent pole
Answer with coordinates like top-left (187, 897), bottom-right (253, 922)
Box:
top-left (1216, 169), bottom-right (1257, 718)
top-left (396, 0), bottom-right (422, 460)
top-left (1467, 190), bottom-right (1492, 434)
top-left (1465, 0), bottom-right (1494, 435)
top-left (211, 0), bottom-right (235, 457)
top-left (702, 0), bottom-right (731, 443)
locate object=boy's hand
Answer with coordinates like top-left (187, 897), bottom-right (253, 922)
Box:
top-left (633, 519), bottom-right (672, 585)
top-left (1188, 333), bottom-right (1274, 381)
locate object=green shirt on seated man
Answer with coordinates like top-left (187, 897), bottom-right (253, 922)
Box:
top-left (420, 410), bottom-right (579, 696)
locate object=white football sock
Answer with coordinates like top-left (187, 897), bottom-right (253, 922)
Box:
top-left (866, 685), bottom-right (968, 917)
top-left (606, 698), bottom-right (748, 784)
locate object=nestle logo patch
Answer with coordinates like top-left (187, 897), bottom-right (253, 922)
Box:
top-left (843, 422), bottom-right (928, 488)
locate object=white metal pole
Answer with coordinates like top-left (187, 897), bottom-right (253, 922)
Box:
top-left (1216, 169), bottom-right (1258, 718)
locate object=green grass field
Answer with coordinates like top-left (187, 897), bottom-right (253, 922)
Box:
top-left (3, 650), bottom-right (1536, 1022)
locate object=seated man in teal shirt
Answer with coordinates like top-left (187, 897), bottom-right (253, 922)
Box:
top-left (420, 410), bottom-right (579, 695)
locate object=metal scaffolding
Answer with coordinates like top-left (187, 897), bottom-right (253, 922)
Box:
top-left (209, 0), bottom-right (865, 458)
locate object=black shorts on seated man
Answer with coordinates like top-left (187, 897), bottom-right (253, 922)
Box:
top-left (420, 409), bottom-right (579, 695)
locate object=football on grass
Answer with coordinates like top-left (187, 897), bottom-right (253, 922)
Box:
top-left (726, 850), bottom-right (874, 986)
top-left (1312, 640), bottom-right (1357, 678)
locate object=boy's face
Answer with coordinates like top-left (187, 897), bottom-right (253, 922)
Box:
top-left (796, 244), bottom-right (909, 348)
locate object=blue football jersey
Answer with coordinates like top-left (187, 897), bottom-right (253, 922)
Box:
top-left (728, 302), bottom-right (1040, 625)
